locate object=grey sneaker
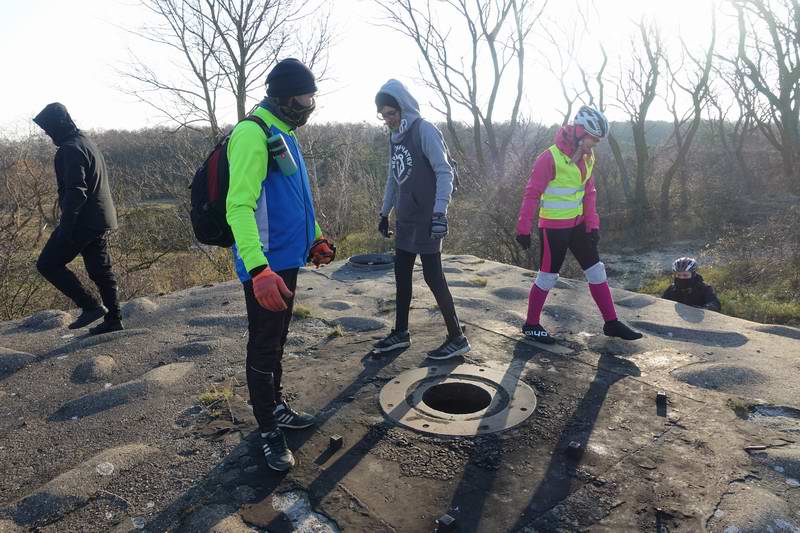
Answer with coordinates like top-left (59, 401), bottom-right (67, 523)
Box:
top-left (274, 401), bottom-right (315, 429)
top-left (427, 335), bottom-right (471, 360)
top-left (261, 428), bottom-right (295, 471)
top-left (373, 329), bottom-right (411, 353)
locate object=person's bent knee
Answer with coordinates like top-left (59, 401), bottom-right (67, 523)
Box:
top-left (584, 262), bottom-right (607, 284)
top-left (36, 256), bottom-right (56, 276)
top-left (534, 271), bottom-right (559, 291)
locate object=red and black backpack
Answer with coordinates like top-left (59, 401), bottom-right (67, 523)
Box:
top-left (189, 115), bottom-right (270, 247)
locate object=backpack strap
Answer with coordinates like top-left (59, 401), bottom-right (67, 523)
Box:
top-left (240, 114), bottom-right (272, 172)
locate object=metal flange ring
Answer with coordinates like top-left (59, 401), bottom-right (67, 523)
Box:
top-left (379, 364), bottom-right (536, 436)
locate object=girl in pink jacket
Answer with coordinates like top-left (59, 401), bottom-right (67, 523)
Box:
top-left (515, 106), bottom-right (641, 344)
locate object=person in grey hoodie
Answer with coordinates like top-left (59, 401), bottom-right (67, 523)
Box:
top-left (372, 80), bottom-right (470, 360)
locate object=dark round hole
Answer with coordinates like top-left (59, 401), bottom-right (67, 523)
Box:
top-left (422, 383), bottom-right (492, 415)
top-left (423, 424), bottom-right (430, 428)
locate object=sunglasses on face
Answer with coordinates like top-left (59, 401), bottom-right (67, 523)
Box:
top-left (378, 109), bottom-right (399, 120)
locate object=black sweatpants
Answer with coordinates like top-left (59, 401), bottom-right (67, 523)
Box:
top-left (36, 227), bottom-right (121, 319)
top-left (242, 267), bottom-right (297, 433)
top-left (394, 248), bottom-right (461, 338)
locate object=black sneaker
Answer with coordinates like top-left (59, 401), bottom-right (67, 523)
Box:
top-left (427, 335), bottom-right (471, 360)
top-left (68, 306), bottom-right (108, 329)
top-left (261, 428), bottom-right (295, 471)
top-left (273, 401), bottom-right (316, 429)
top-left (522, 323), bottom-right (555, 344)
top-left (88, 319), bottom-right (124, 336)
top-left (373, 329), bottom-right (411, 353)
top-left (603, 320), bottom-right (642, 340)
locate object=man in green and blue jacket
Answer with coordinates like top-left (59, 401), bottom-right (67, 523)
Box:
top-left (226, 58), bottom-right (334, 471)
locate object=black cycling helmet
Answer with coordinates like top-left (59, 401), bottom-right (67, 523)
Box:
top-left (672, 257), bottom-right (698, 273)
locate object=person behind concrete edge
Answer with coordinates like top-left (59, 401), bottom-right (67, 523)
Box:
top-left (33, 103), bottom-right (124, 335)
top-left (662, 257), bottom-right (721, 311)
top-left (226, 58), bottom-right (335, 471)
top-left (372, 79), bottom-right (470, 360)
top-left (515, 106), bottom-right (641, 344)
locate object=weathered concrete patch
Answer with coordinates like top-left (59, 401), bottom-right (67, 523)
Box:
top-left (177, 504), bottom-right (254, 533)
top-left (52, 363), bottom-right (195, 420)
top-left (614, 294), bottom-right (656, 309)
top-left (187, 315), bottom-right (247, 328)
top-left (453, 296), bottom-right (494, 310)
top-left (21, 310), bottom-right (72, 331)
top-left (705, 483), bottom-right (800, 533)
top-left (121, 297), bottom-right (159, 318)
top-left (491, 287), bottom-right (530, 300)
top-left (449, 279), bottom-right (488, 288)
top-left (8, 444), bottom-right (159, 527)
top-left (319, 300), bottom-right (353, 311)
top-left (0, 347), bottom-right (36, 378)
top-left (331, 316), bottom-right (387, 332)
top-left (71, 355), bottom-right (117, 383)
top-left (173, 339), bottom-right (221, 358)
top-left (442, 266), bottom-right (463, 274)
top-left (754, 324), bottom-right (800, 341)
top-left (241, 490), bottom-right (340, 532)
top-left (52, 328), bottom-right (150, 355)
top-left (747, 405), bottom-right (800, 434)
top-left (630, 321), bottom-right (749, 347)
top-left (0, 518), bottom-right (24, 532)
top-left (673, 364), bottom-right (767, 391)
top-left (757, 446), bottom-right (800, 479)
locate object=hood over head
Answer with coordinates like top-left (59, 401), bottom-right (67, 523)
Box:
top-left (376, 79), bottom-right (421, 143)
top-left (33, 103), bottom-right (79, 146)
top-left (554, 125), bottom-right (581, 157)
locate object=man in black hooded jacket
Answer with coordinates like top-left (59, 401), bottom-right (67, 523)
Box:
top-left (33, 103), bottom-right (124, 334)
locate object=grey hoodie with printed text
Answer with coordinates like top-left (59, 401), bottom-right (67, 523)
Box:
top-left (377, 79), bottom-right (454, 254)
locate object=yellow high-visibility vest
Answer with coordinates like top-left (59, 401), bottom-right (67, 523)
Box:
top-left (539, 145), bottom-right (594, 220)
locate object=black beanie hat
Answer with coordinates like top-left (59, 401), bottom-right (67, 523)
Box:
top-left (266, 58), bottom-right (317, 98)
top-left (375, 92), bottom-right (400, 111)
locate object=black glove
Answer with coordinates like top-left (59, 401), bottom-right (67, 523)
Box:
top-left (378, 216), bottom-right (392, 238)
top-left (588, 229), bottom-right (600, 245)
top-left (515, 234), bottom-right (531, 250)
top-left (430, 213), bottom-right (448, 239)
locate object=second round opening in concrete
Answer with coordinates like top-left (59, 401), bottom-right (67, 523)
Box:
top-left (422, 382), bottom-right (492, 414)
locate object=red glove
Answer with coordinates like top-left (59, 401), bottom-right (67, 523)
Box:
top-left (308, 238), bottom-right (336, 267)
top-left (252, 267), bottom-right (293, 311)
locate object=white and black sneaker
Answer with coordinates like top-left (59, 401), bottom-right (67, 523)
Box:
top-left (427, 335), bottom-right (471, 360)
top-left (261, 428), bottom-right (295, 471)
top-left (274, 401), bottom-right (316, 429)
top-left (522, 323), bottom-right (556, 344)
top-left (373, 329), bottom-right (411, 353)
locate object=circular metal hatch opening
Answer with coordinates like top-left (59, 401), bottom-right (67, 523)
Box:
top-left (347, 253), bottom-right (395, 270)
top-left (379, 364), bottom-right (536, 436)
top-left (422, 383), bottom-right (491, 414)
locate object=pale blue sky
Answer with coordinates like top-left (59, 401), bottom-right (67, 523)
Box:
top-left (0, 0), bottom-right (725, 135)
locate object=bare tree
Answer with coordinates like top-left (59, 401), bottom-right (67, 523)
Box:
top-left (123, 0), bottom-right (332, 138)
top-left (659, 13), bottom-right (716, 222)
top-left (730, 0), bottom-right (800, 192)
top-left (615, 19), bottom-right (664, 225)
top-left (374, 0), bottom-right (547, 185)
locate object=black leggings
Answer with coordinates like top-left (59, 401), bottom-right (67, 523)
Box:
top-left (394, 248), bottom-right (461, 338)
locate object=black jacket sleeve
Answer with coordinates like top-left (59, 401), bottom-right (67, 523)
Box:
top-left (56, 147), bottom-right (89, 237)
top-left (702, 284), bottom-right (722, 312)
top-left (662, 286), bottom-right (677, 302)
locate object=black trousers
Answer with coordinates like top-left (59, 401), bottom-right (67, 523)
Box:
top-left (242, 267), bottom-right (297, 433)
top-left (36, 227), bottom-right (121, 319)
top-left (394, 248), bottom-right (461, 339)
top-left (538, 223), bottom-right (600, 273)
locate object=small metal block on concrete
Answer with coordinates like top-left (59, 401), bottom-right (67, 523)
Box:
top-left (435, 513), bottom-right (457, 532)
top-left (329, 434), bottom-right (343, 451)
top-left (656, 391), bottom-right (667, 407)
top-left (566, 441), bottom-right (583, 459)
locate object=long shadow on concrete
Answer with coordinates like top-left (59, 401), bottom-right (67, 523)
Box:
top-left (143, 344), bottom-right (406, 531)
top-left (630, 320), bottom-right (748, 347)
top-left (269, 359), bottom-right (450, 530)
top-left (509, 353), bottom-right (640, 531)
top-left (445, 340), bottom-right (539, 533)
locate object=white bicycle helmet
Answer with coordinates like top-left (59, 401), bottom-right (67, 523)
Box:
top-left (574, 105), bottom-right (610, 139)
top-left (672, 257), bottom-right (698, 273)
